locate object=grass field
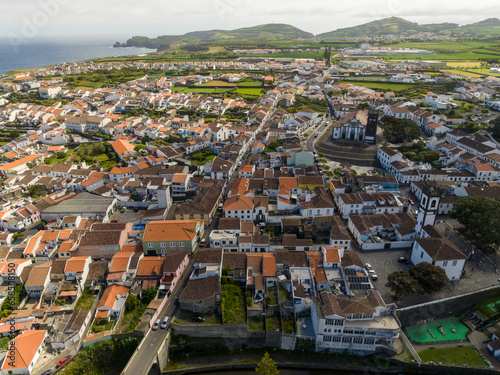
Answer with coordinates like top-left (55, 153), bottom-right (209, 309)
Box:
top-left (419, 346), bottom-right (486, 367)
top-left (444, 70), bottom-right (484, 78)
top-left (236, 88), bottom-right (264, 96)
top-left (175, 87), bottom-right (233, 94)
top-left (405, 317), bottom-right (469, 344)
top-left (338, 80), bottom-right (416, 91)
top-left (237, 81), bottom-right (263, 87)
top-left (446, 61), bottom-right (483, 68)
top-left (200, 80), bottom-right (236, 87)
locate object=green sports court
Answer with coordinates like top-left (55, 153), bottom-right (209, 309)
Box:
top-left (405, 317), bottom-right (469, 344)
top-left (486, 301), bottom-right (500, 312)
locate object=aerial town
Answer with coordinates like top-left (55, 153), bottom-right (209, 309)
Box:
top-left (0, 26), bottom-right (500, 375)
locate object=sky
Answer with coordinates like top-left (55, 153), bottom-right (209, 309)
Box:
top-left (1, 0), bottom-right (499, 41)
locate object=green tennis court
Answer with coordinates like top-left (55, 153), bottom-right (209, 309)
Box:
top-left (405, 317), bottom-right (469, 343)
top-left (486, 301), bottom-right (500, 312)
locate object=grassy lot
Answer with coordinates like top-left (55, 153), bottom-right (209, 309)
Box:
top-left (200, 80), bottom-right (236, 87)
top-left (236, 88), bottom-right (264, 96)
top-left (266, 316), bottom-right (281, 332)
top-left (74, 289), bottom-right (95, 310)
top-left (446, 61), bottom-right (483, 68)
top-left (468, 68), bottom-right (500, 77)
top-left (237, 81), bottom-right (263, 87)
top-left (444, 70), bottom-right (484, 78)
top-left (175, 87), bottom-right (233, 94)
top-left (0, 336), bottom-right (10, 350)
top-left (190, 153), bottom-right (216, 166)
top-left (282, 316), bottom-right (295, 334)
top-left (90, 320), bottom-right (114, 333)
top-left (419, 346), bottom-right (486, 367)
top-left (338, 80), bottom-right (416, 92)
top-left (248, 317), bottom-right (264, 331)
top-left (221, 283), bottom-right (246, 325)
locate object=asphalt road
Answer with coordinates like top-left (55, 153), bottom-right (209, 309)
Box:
top-left (306, 119), bottom-right (329, 152)
top-left (121, 259), bottom-right (193, 375)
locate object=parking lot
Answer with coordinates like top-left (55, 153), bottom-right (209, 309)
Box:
top-left (109, 207), bottom-right (147, 223)
top-left (359, 242), bottom-right (500, 309)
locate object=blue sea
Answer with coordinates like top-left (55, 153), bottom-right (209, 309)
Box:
top-left (0, 36), bottom-right (156, 75)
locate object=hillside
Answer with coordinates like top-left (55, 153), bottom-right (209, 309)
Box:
top-left (318, 16), bottom-right (500, 38)
top-left (117, 24), bottom-right (313, 50)
top-left (318, 17), bottom-right (422, 38)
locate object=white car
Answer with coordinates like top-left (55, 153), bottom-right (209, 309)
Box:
top-left (365, 263), bottom-right (373, 270)
top-left (160, 316), bottom-right (169, 329)
top-left (368, 270), bottom-right (378, 281)
top-left (152, 319), bottom-right (160, 331)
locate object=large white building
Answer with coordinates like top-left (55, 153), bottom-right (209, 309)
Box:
top-left (331, 110), bottom-right (378, 144)
top-left (410, 225), bottom-right (467, 281)
top-left (311, 290), bottom-right (399, 355)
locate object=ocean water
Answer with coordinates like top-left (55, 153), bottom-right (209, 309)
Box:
top-left (0, 37), bottom-right (156, 75)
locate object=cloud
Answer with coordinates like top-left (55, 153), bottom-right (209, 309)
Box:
top-left (0, 0), bottom-right (499, 37)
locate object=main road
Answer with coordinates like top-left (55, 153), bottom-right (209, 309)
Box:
top-left (121, 259), bottom-right (193, 375)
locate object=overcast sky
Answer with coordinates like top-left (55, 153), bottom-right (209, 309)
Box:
top-left (1, 0), bottom-right (499, 40)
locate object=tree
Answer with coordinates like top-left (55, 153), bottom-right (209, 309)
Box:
top-left (9, 129), bottom-right (20, 138)
top-left (141, 287), bottom-right (157, 305)
top-left (125, 294), bottom-right (139, 312)
top-left (450, 196), bottom-right (500, 248)
top-left (409, 262), bottom-right (449, 294)
top-left (255, 352), bottom-right (279, 375)
top-left (491, 116), bottom-right (500, 140)
top-left (386, 271), bottom-right (418, 300)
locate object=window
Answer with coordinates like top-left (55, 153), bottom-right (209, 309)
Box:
top-left (353, 337), bottom-right (363, 344)
top-left (334, 319), bottom-right (343, 326)
top-left (148, 243), bottom-right (154, 248)
top-left (170, 242), bottom-right (176, 247)
top-left (443, 261), bottom-right (448, 267)
top-left (325, 319), bottom-right (334, 325)
top-left (421, 252), bottom-right (424, 259)
top-left (452, 260), bottom-right (457, 266)
top-left (323, 335), bottom-right (332, 342)
top-left (160, 242), bottom-right (166, 248)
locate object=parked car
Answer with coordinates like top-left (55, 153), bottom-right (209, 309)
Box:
top-left (174, 296), bottom-right (179, 305)
top-left (161, 316), bottom-right (169, 329)
top-left (121, 207), bottom-right (127, 212)
top-left (152, 319), bottom-right (161, 331)
top-left (398, 257), bottom-right (410, 264)
top-left (192, 315), bottom-right (205, 323)
top-left (56, 356), bottom-right (71, 368)
top-left (373, 236), bottom-right (381, 243)
top-left (199, 239), bottom-right (206, 247)
top-left (408, 199), bottom-right (415, 205)
top-left (365, 263), bottom-right (373, 271)
top-left (41, 370), bottom-right (54, 375)
top-left (368, 270), bottom-right (378, 281)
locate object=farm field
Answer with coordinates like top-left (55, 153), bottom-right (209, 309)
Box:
top-left (235, 88), bottom-right (264, 96)
top-left (443, 70), bottom-right (484, 78)
top-left (200, 80), bottom-right (237, 87)
top-left (175, 87), bottom-right (233, 94)
top-left (338, 80), bottom-right (416, 91)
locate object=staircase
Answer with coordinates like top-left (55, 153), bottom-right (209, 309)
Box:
top-left (316, 138), bottom-right (381, 167)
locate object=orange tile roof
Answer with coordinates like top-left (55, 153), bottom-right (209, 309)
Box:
top-left (323, 247), bottom-right (342, 263)
top-left (137, 256), bottom-right (164, 276)
top-left (0, 330), bottom-right (46, 370)
top-left (262, 253), bottom-right (276, 277)
top-left (143, 220), bottom-right (202, 242)
top-left (98, 284), bottom-right (130, 309)
top-left (223, 195), bottom-right (253, 211)
top-left (0, 154), bottom-right (43, 171)
top-left (58, 240), bottom-right (73, 253)
top-left (110, 252), bottom-right (133, 272)
top-left (64, 256), bottom-right (90, 273)
top-left (172, 173), bottom-right (189, 183)
top-left (111, 139), bottom-right (135, 156)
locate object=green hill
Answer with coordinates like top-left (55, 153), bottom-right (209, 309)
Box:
top-left (119, 24), bottom-right (313, 50)
top-left (318, 17), bottom-right (500, 38)
top-left (318, 17), bottom-right (422, 38)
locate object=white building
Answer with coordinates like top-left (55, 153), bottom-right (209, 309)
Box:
top-left (410, 225), bottom-right (467, 281)
top-left (311, 290), bottom-right (399, 355)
